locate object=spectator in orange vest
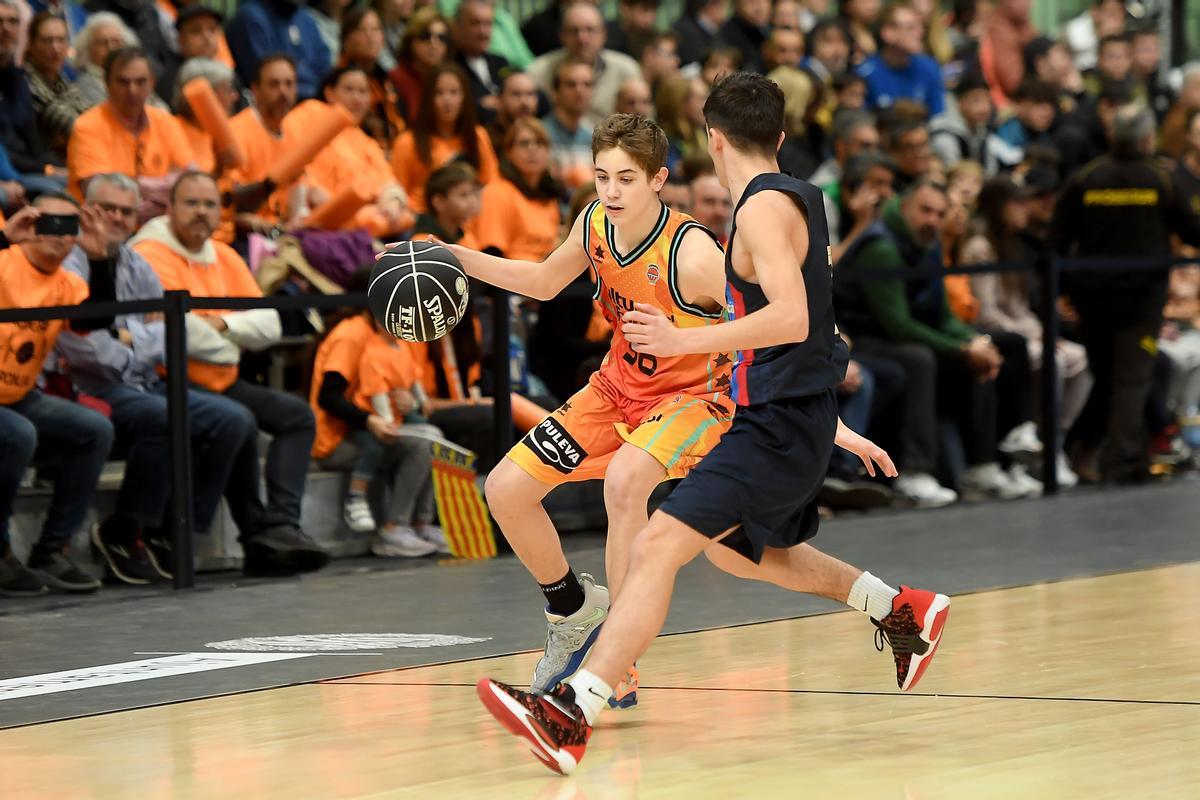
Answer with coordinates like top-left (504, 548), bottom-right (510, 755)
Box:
top-left (67, 47), bottom-right (194, 219)
top-left (287, 65), bottom-right (413, 237)
top-left (474, 117), bottom-right (561, 261)
top-left (132, 171), bottom-right (330, 575)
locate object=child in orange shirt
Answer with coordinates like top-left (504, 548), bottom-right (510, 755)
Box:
top-left (344, 324), bottom-right (448, 558)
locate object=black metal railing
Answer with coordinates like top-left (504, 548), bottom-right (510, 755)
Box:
top-left (0, 253), bottom-right (1189, 589)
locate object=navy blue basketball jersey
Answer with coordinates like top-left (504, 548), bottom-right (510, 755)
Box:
top-left (725, 173), bottom-right (849, 406)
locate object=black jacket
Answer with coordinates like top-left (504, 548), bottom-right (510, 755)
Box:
top-left (521, 4), bottom-right (564, 58)
top-left (0, 62), bottom-right (60, 171)
top-left (1051, 153), bottom-right (1200, 294)
top-left (717, 15), bottom-right (767, 72)
top-left (453, 50), bottom-right (510, 124)
top-left (673, 15), bottom-right (720, 67)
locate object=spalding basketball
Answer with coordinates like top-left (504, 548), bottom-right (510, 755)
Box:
top-left (368, 240), bottom-right (469, 343)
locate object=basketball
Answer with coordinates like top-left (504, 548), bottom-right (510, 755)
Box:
top-left (368, 240), bottom-right (470, 343)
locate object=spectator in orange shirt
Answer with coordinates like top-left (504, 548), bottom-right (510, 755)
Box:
top-left (67, 47), bottom-right (194, 219)
top-left (173, 58), bottom-right (241, 175)
top-left (225, 55), bottom-right (304, 237)
top-left (475, 117), bottom-right (561, 262)
top-left (390, 62), bottom-right (499, 213)
top-left (310, 309), bottom-right (447, 558)
top-left (388, 7), bottom-right (450, 125)
top-left (0, 199), bottom-right (116, 596)
top-left (338, 5), bottom-right (406, 152)
top-left (293, 66), bottom-right (413, 237)
top-left (132, 171), bottom-right (329, 575)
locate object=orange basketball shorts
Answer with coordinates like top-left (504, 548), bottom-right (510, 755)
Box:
top-left (507, 373), bottom-right (733, 486)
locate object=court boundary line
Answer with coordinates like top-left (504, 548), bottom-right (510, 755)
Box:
top-left (317, 680), bottom-right (1200, 708)
top-left (3, 561), bottom-right (1196, 731)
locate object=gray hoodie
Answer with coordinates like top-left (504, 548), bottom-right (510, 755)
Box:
top-left (57, 244), bottom-right (166, 394)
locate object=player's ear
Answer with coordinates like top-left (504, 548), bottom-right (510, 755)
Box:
top-left (650, 166), bottom-right (669, 191)
top-left (777, 130), bottom-right (786, 153)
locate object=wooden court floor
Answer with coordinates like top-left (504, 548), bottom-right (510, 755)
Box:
top-left (2, 563), bottom-right (1198, 799)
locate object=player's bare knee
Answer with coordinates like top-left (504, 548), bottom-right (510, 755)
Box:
top-left (631, 516), bottom-right (700, 571)
top-left (484, 461), bottom-right (530, 517)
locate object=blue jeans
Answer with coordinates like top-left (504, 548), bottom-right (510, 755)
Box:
top-left (97, 383), bottom-right (258, 533)
top-left (0, 391), bottom-right (114, 552)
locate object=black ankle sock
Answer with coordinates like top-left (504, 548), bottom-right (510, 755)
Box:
top-left (540, 569), bottom-right (586, 617)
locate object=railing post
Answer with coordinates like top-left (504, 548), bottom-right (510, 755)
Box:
top-left (164, 290), bottom-right (195, 589)
top-left (1039, 253), bottom-right (1061, 496)
top-left (491, 286), bottom-right (513, 462)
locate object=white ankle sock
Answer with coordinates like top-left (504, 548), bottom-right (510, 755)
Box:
top-left (566, 669), bottom-right (612, 725)
top-left (847, 571), bottom-right (899, 621)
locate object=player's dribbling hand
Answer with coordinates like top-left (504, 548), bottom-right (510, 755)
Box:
top-left (834, 418), bottom-right (898, 478)
top-left (622, 303), bottom-right (684, 357)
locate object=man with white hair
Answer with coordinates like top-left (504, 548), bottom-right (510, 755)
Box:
top-left (69, 11), bottom-right (139, 108)
top-left (55, 173), bottom-right (262, 584)
top-left (527, 0), bottom-right (641, 126)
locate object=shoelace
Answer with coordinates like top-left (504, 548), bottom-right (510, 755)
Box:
top-left (872, 616), bottom-right (927, 656)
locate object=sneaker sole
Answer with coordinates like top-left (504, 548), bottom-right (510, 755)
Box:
top-left (902, 594), bottom-right (951, 691)
top-left (371, 541), bottom-right (437, 558)
top-left (243, 541), bottom-right (331, 573)
top-left (144, 545), bottom-right (173, 581)
top-left (0, 584), bottom-right (48, 598)
top-left (607, 691), bottom-right (638, 710)
top-left (90, 528), bottom-right (155, 586)
top-left (476, 679), bottom-right (578, 775)
top-left (31, 569), bottom-right (101, 593)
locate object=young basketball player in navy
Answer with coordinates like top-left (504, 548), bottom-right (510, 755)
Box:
top-left (476, 73), bottom-right (952, 775)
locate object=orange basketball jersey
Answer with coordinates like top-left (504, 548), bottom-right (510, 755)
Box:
top-left (582, 199), bottom-right (732, 404)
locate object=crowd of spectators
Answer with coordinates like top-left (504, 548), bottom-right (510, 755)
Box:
top-left (1, 0), bottom-right (1199, 598)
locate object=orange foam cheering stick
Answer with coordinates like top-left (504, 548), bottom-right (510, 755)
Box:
top-left (182, 78), bottom-right (245, 169)
top-left (266, 104), bottom-right (354, 188)
top-left (303, 180), bottom-right (374, 229)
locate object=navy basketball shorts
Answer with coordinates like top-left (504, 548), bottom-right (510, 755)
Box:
top-left (657, 389), bottom-right (839, 564)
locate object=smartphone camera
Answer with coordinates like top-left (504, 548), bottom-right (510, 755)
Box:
top-left (34, 213), bottom-right (80, 237)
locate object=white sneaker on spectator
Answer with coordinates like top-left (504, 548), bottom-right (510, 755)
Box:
top-left (998, 421), bottom-right (1043, 459)
top-left (343, 494), bottom-right (376, 533)
top-left (961, 463), bottom-right (1027, 501)
top-left (1007, 464), bottom-right (1043, 498)
top-left (893, 473), bottom-right (958, 508)
top-left (372, 524), bottom-right (437, 558)
top-left (415, 523), bottom-right (451, 554)
top-left (1056, 450), bottom-right (1079, 489)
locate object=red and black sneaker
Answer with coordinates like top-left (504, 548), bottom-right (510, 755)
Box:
top-left (476, 678), bottom-right (592, 775)
top-left (872, 585), bottom-right (950, 691)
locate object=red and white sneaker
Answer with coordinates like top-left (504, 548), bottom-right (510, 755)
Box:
top-left (476, 678), bottom-right (592, 775)
top-left (872, 585), bottom-right (951, 691)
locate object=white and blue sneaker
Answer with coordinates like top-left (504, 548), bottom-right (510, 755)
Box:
top-left (530, 573), bottom-right (609, 693)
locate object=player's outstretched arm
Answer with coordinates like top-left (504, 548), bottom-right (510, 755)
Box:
top-left (835, 417), bottom-right (898, 477)
top-left (621, 193), bottom-right (810, 357)
top-left (433, 212), bottom-right (590, 301)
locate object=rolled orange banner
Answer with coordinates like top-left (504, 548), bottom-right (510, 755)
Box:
top-left (182, 78), bottom-right (245, 169)
top-left (303, 180), bottom-right (374, 229)
top-left (267, 104), bottom-right (354, 187)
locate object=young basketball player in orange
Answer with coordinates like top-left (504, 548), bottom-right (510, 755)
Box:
top-left (476, 74), bottom-right (951, 775)
top-left (431, 113), bottom-right (732, 710)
